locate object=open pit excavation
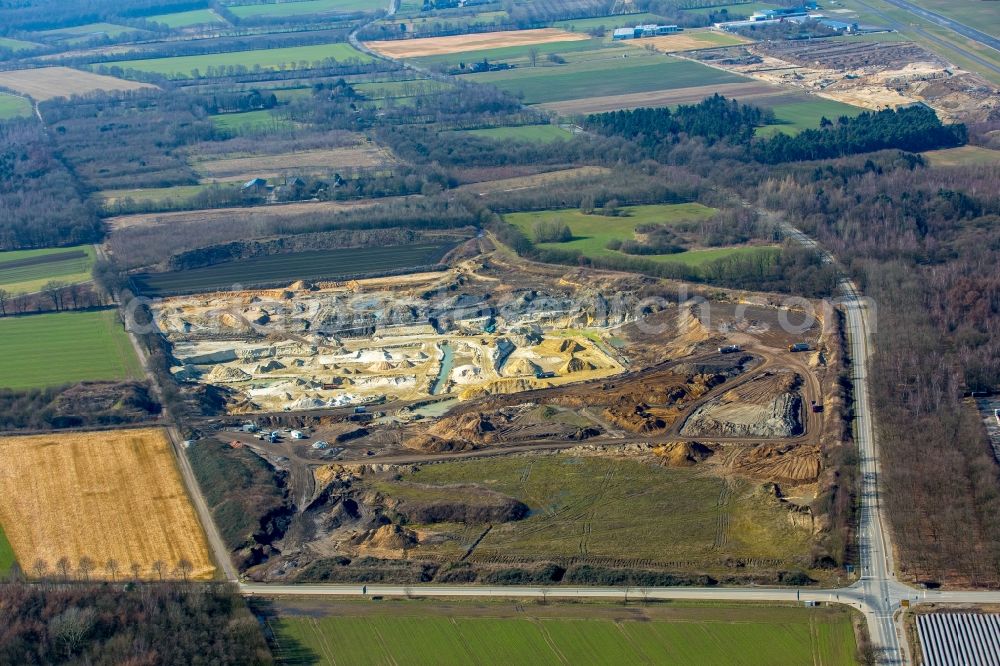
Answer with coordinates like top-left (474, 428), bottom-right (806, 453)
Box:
top-left (162, 256), bottom-right (847, 587)
top-left (153, 265), bottom-right (639, 413)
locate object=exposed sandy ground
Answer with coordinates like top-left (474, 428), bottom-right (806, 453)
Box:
top-left (453, 166), bottom-right (609, 196)
top-left (538, 81), bottom-right (785, 114)
top-left (0, 67), bottom-right (156, 100)
top-left (364, 28), bottom-right (588, 58)
top-left (0, 428), bottom-right (215, 580)
top-left (154, 272), bottom-right (626, 412)
top-left (643, 32), bottom-right (751, 53)
top-left (106, 197), bottom-right (390, 230)
top-left (193, 145), bottom-right (395, 181)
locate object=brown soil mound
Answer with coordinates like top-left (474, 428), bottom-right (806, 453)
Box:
top-left (353, 524), bottom-right (418, 551)
top-left (560, 356), bottom-right (596, 374)
top-left (506, 357), bottom-right (541, 376)
top-left (654, 441), bottom-right (714, 467)
top-left (368, 361), bottom-right (394, 372)
top-left (729, 443), bottom-right (821, 485)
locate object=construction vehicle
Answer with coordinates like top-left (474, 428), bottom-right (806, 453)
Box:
top-left (719, 345), bottom-right (741, 354)
top-left (788, 343), bottom-right (811, 352)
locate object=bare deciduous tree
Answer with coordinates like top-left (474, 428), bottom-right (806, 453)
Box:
top-left (32, 558), bottom-right (48, 580)
top-left (176, 558), bottom-right (193, 582)
top-left (105, 558), bottom-right (120, 582)
top-left (151, 560), bottom-right (166, 581)
top-left (130, 562), bottom-right (142, 580)
top-left (56, 556), bottom-right (71, 580)
top-left (77, 556), bottom-right (94, 582)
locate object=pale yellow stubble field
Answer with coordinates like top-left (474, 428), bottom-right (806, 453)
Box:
top-left (0, 428), bottom-right (215, 580)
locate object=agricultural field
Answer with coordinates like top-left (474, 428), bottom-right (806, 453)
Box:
top-left (644, 30), bottom-right (752, 53)
top-left (0, 309), bottom-right (141, 389)
top-left (0, 94), bottom-right (33, 119)
top-left (0, 245), bottom-right (96, 294)
top-left (266, 599), bottom-right (859, 666)
top-left (681, 1), bottom-right (778, 16)
top-left (0, 526), bottom-right (15, 577)
top-left (35, 22), bottom-right (137, 40)
top-left (0, 428), bottom-right (215, 581)
top-left (365, 28), bottom-right (589, 59)
top-left (553, 12), bottom-right (668, 32)
top-left (921, 145), bottom-right (1000, 167)
top-left (0, 67), bottom-right (155, 101)
top-left (410, 37), bottom-right (605, 70)
top-left (211, 109), bottom-right (296, 134)
top-left (382, 454), bottom-right (814, 568)
top-left (133, 242), bottom-right (455, 295)
top-left (463, 124), bottom-right (572, 142)
top-left (0, 36), bottom-right (43, 52)
top-left (467, 52), bottom-right (746, 104)
top-left (755, 97), bottom-right (864, 137)
top-left (147, 8), bottom-right (227, 28)
top-left (106, 42), bottom-right (372, 79)
top-left (98, 183), bottom-right (238, 209)
top-left (504, 203), bottom-right (716, 260)
top-left (192, 143), bottom-right (392, 181)
top-left (225, 0), bottom-right (375, 19)
top-left (539, 80), bottom-right (783, 115)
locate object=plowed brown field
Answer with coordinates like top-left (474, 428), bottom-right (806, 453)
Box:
top-left (364, 28), bottom-right (588, 58)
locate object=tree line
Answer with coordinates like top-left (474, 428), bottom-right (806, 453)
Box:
top-left (587, 97), bottom-right (966, 164)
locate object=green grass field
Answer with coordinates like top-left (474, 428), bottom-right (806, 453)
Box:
top-left (147, 8), bottom-right (226, 28)
top-left (378, 454), bottom-right (813, 567)
top-left (133, 242), bottom-right (455, 295)
top-left (212, 109), bottom-right (295, 133)
top-left (508, 204), bottom-right (778, 268)
top-left (98, 183), bottom-right (240, 209)
top-left (464, 124), bottom-right (572, 142)
top-left (755, 98), bottom-right (864, 137)
top-left (553, 12), bottom-right (668, 32)
top-left (0, 36), bottom-right (43, 52)
top-left (410, 38), bottom-right (607, 69)
top-left (0, 245), bottom-right (96, 295)
top-left (681, 1), bottom-right (777, 16)
top-left (37, 22), bottom-right (136, 39)
top-left (0, 309), bottom-right (141, 389)
top-left (226, 0), bottom-right (376, 18)
top-left (467, 53), bottom-right (745, 104)
top-left (922, 145), bottom-right (1000, 167)
top-left (269, 600), bottom-right (859, 666)
top-left (903, 0), bottom-right (1000, 37)
top-left (106, 42), bottom-right (372, 78)
top-left (0, 525), bottom-right (15, 577)
top-left (0, 94), bottom-right (33, 120)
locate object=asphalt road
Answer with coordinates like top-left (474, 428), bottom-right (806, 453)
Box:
top-left (876, 0), bottom-right (1000, 53)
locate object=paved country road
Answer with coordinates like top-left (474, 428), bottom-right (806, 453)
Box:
top-left (877, 0), bottom-right (1000, 53)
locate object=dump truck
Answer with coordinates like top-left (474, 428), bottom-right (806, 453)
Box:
top-left (719, 345), bottom-right (741, 354)
top-left (788, 343), bottom-right (810, 352)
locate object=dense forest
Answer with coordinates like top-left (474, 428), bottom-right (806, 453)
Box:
top-left (0, 120), bottom-right (101, 250)
top-left (0, 583), bottom-right (272, 665)
top-left (753, 153), bottom-right (1000, 584)
top-left (588, 99), bottom-right (966, 164)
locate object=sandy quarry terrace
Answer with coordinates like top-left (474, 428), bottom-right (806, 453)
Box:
top-left (364, 28), bottom-right (589, 59)
top-left (0, 66), bottom-right (156, 101)
top-left (152, 272), bottom-right (634, 412)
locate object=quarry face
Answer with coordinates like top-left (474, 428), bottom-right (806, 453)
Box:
top-left (152, 267), bottom-right (646, 413)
